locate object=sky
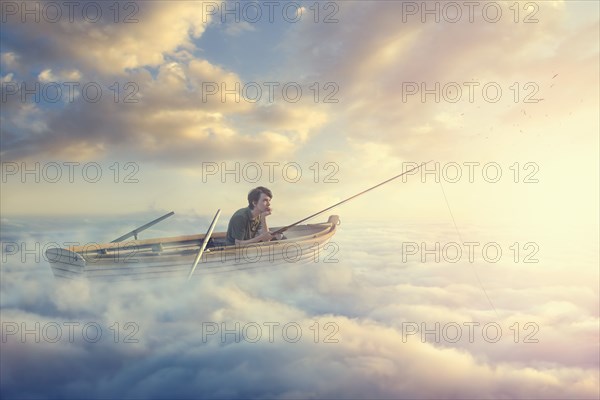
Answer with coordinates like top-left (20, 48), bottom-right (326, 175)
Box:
top-left (1, 1), bottom-right (599, 399)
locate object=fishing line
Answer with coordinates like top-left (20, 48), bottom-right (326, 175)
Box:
top-left (438, 179), bottom-right (499, 317)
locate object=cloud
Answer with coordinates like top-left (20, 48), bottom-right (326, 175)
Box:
top-left (1, 6), bottom-right (332, 165)
top-left (1, 1), bottom-right (212, 76)
top-left (24, 1), bottom-right (586, 171)
top-left (1, 52), bottom-right (20, 70)
top-left (37, 69), bottom-right (82, 83)
top-left (223, 21), bottom-right (257, 37)
top-left (1, 58), bottom-right (327, 163)
top-left (277, 1), bottom-right (598, 160)
top-left (0, 217), bottom-right (598, 398)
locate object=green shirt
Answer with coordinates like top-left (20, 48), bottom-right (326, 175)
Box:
top-left (226, 207), bottom-right (262, 245)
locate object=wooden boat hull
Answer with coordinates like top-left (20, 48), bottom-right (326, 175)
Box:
top-left (46, 215), bottom-right (340, 280)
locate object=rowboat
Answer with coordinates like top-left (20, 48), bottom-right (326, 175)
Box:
top-left (45, 215), bottom-right (340, 281)
top-left (44, 162), bottom-right (434, 281)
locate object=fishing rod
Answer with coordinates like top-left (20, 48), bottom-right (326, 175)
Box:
top-left (272, 160), bottom-right (433, 235)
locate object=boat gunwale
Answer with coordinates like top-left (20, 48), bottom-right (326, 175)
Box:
top-left (67, 218), bottom-right (339, 255)
top-left (45, 216), bottom-right (340, 279)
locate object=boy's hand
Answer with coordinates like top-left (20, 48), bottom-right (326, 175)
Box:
top-left (257, 231), bottom-right (273, 242)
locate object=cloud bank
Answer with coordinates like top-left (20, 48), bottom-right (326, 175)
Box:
top-left (1, 217), bottom-right (598, 399)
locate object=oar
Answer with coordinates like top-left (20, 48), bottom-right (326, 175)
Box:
top-left (111, 211), bottom-right (175, 242)
top-left (272, 161), bottom-right (433, 235)
top-left (187, 209), bottom-right (221, 281)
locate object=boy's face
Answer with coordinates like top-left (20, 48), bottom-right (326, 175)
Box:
top-left (254, 193), bottom-right (272, 213)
